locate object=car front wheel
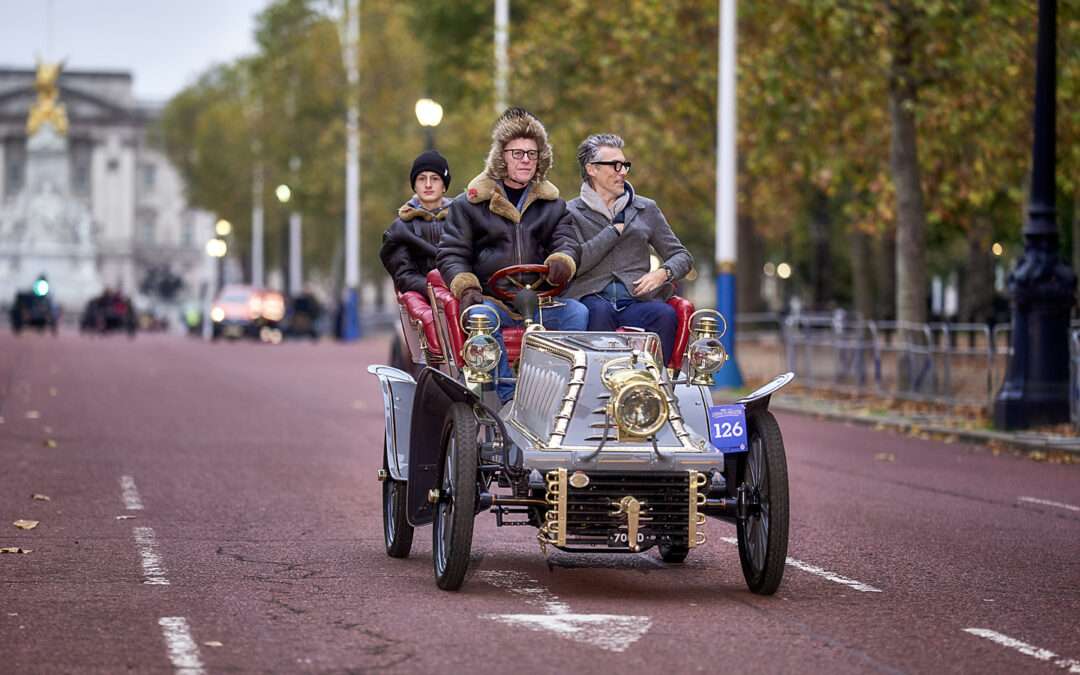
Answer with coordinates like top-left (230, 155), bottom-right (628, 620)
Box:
top-left (735, 409), bottom-right (790, 595)
top-left (432, 402), bottom-right (479, 591)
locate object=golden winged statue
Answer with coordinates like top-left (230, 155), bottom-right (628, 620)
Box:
top-left (26, 60), bottom-right (69, 136)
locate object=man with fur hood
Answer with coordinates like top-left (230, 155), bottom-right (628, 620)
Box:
top-left (437, 107), bottom-right (586, 402)
top-left (379, 149), bottom-right (453, 352)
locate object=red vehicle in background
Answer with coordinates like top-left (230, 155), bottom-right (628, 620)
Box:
top-left (209, 285), bottom-right (286, 343)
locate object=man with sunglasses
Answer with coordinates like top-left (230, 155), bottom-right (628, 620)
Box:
top-left (562, 133), bottom-right (693, 365)
top-left (438, 107), bottom-right (586, 403)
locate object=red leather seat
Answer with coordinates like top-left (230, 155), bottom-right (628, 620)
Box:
top-left (397, 291), bottom-right (442, 356)
top-left (667, 296), bottom-right (694, 370)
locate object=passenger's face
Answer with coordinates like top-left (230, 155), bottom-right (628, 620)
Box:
top-left (414, 171), bottom-right (446, 206)
top-left (586, 145), bottom-right (627, 198)
top-left (503, 138), bottom-right (539, 188)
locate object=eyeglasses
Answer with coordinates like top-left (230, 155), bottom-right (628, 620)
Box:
top-left (504, 148), bottom-right (539, 161)
top-left (591, 160), bottom-right (632, 173)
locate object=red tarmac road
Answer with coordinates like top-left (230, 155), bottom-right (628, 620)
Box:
top-left (1, 330), bottom-right (1077, 674)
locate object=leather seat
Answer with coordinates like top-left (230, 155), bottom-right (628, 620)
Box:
top-left (397, 291), bottom-right (442, 356)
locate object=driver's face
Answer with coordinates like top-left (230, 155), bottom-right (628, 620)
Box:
top-left (503, 138), bottom-right (539, 188)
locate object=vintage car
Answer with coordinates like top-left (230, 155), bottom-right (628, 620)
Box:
top-left (370, 264), bottom-right (793, 594)
top-left (80, 290), bottom-right (137, 337)
top-left (10, 278), bottom-right (58, 336)
top-left (209, 285), bottom-right (286, 343)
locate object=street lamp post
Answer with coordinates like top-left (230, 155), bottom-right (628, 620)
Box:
top-left (276, 179), bottom-right (302, 298)
top-left (415, 98), bottom-right (444, 150)
top-left (993, 0), bottom-right (1077, 429)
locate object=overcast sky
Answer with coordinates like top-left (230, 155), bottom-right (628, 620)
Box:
top-left (0, 0), bottom-right (269, 102)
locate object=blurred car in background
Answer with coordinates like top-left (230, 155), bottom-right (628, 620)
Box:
top-left (80, 289), bottom-right (137, 337)
top-left (10, 277), bottom-right (58, 335)
top-left (210, 285), bottom-right (285, 343)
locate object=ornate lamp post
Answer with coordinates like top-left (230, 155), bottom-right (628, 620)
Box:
top-left (415, 98), bottom-right (444, 150)
top-left (993, 0), bottom-right (1077, 429)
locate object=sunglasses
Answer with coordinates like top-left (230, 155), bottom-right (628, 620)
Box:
top-left (591, 160), bottom-right (632, 173)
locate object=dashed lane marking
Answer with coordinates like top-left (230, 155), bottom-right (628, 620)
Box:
top-left (1018, 496), bottom-right (1080, 513)
top-left (159, 617), bottom-right (206, 675)
top-left (120, 475), bottom-right (144, 510)
top-left (720, 537), bottom-right (883, 593)
top-left (964, 628), bottom-right (1080, 673)
top-left (133, 527), bottom-right (170, 585)
top-left (477, 569), bottom-right (651, 653)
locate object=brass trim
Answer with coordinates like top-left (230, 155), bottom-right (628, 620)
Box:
top-left (376, 468), bottom-right (388, 482)
top-left (427, 488), bottom-right (440, 504)
top-left (538, 468), bottom-right (567, 548)
top-left (611, 496), bottom-right (643, 552)
top-left (688, 471), bottom-right (708, 548)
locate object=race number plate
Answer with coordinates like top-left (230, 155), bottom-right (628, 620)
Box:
top-left (708, 404), bottom-right (747, 451)
top-left (608, 530), bottom-right (654, 547)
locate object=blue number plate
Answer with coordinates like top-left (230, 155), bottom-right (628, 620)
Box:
top-left (708, 404), bottom-right (747, 451)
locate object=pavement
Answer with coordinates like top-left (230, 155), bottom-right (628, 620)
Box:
top-left (768, 391), bottom-right (1080, 457)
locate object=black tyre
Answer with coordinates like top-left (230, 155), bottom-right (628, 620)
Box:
top-left (383, 442), bottom-right (414, 558)
top-left (735, 409), bottom-right (790, 595)
top-left (658, 543), bottom-right (689, 563)
top-left (432, 402), bottom-right (479, 591)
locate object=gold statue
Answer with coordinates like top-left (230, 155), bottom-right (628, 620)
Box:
top-left (26, 59), bottom-right (69, 137)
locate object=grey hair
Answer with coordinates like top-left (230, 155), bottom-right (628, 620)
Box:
top-left (577, 133), bottom-right (624, 183)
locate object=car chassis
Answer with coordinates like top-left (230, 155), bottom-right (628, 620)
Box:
top-left (370, 267), bottom-right (794, 593)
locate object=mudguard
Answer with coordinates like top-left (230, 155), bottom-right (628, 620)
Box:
top-left (736, 372), bottom-right (795, 413)
top-left (366, 365), bottom-right (416, 481)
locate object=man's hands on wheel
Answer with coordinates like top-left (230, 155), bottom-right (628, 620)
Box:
top-left (546, 257), bottom-right (574, 286)
top-left (460, 288), bottom-right (485, 309)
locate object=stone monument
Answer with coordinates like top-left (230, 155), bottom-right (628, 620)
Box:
top-left (0, 60), bottom-right (103, 312)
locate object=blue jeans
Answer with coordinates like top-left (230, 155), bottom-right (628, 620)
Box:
top-left (465, 297), bottom-right (588, 402)
top-left (581, 281), bottom-right (677, 364)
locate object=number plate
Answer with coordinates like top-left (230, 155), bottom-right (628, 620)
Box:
top-left (608, 531), bottom-right (654, 547)
top-left (708, 404), bottom-right (747, 450)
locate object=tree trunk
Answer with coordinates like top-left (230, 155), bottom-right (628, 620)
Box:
top-left (875, 226), bottom-right (897, 320)
top-left (1073, 190), bottom-right (1079, 304)
top-left (736, 211), bottom-right (764, 314)
top-left (809, 188), bottom-right (832, 309)
top-left (849, 227), bottom-right (875, 320)
top-left (960, 214), bottom-right (994, 324)
top-left (888, 2), bottom-right (928, 327)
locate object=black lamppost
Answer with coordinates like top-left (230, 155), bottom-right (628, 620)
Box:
top-left (415, 98), bottom-right (443, 150)
top-left (994, 0), bottom-right (1077, 429)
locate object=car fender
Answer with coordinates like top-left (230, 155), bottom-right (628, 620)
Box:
top-left (366, 365), bottom-right (416, 481)
top-left (405, 368), bottom-right (508, 527)
top-left (735, 372), bottom-right (795, 414)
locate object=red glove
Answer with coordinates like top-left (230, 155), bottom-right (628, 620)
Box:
top-left (546, 256), bottom-right (574, 286)
top-left (460, 288), bottom-right (485, 309)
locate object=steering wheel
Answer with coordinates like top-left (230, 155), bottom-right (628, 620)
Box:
top-left (487, 264), bottom-right (566, 302)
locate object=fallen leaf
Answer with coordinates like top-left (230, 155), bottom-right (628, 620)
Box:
top-left (351, 400), bottom-right (366, 410)
top-left (0, 547), bottom-right (32, 554)
top-left (13, 520), bottom-right (39, 530)
top-left (49, 387), bottom-right (58, 397)
top-left (25, 411), bottom-right (40, 420)
top-left (115, 515), bottom-right (136, 520)
top-left (0, 417), bottom-right (5, 424)
top-left (874, 452), bottom-right (896, 463)
top-left (31, 494), bottom-right (50, 501)
top-left (43, 426), bottom-right (53, 433)
top-left (203, 641), bottom-right (223, 648)
top-left (43, 439), bottom-right (57, 449)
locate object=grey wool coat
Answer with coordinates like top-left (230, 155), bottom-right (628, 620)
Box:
top-left (562, 190), bottom-right (693, 301)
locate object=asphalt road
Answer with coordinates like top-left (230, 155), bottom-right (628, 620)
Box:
top-left (1, 330), bottom-right (1077, 674)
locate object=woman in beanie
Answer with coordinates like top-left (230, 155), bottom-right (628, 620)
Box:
top-left (379, 150), bottom-right (453, 296)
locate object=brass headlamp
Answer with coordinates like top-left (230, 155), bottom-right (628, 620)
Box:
top-left (686, 309), bottom-right (729, 386)
top-left (601, 352), bottom-right (669, 438)
top-left (460, 308), bottom-right (502, 384)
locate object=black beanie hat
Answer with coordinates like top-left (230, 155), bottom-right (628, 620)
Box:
top-left (410, 150), bottom-right (451, 190)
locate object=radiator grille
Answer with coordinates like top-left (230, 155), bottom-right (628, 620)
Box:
top-left (563, 472), bottom-right (690, 547)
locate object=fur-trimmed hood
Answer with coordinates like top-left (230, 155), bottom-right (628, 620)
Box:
top-left (397, 196), bottom-right (451, 222)
top-left (483, 107), bottom-right (553, 183)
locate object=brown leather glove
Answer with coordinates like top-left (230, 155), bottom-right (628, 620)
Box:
top-left (546, 257), bottom-right (574, 286)
top-left (459, 288), bottom-right (485, 309)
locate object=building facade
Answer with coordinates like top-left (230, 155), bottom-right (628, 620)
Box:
top-left (0, 66), bottom-right (214, 311)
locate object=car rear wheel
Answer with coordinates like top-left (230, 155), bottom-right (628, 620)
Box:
top-left (383, 441), bottom-right (414, 558)
top-left (736, 409), bottom-right (789, 595)
top-left (432, 402), bottom-right (478, 591)
top-left (658, 543), bottom-right (689, 563)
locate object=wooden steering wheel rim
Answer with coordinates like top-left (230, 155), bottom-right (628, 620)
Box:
top-left (487, 264), bottom-right (566, 302)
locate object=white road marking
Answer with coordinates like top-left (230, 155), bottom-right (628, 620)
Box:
top-left (477, 569), bottom-right (651, 653)
top-left (159, 617), bottom-right (206, 675)
top-left (1018, 496), bottom-right (1080, 513)
top-left (964, 628), bottom-right (1080, 673)
top-left (120, 475), bottom-right (144, 510)
top-left (133, 527), bottom-right (170, 585)
top-left (720, 537), bottom-right (882, 593)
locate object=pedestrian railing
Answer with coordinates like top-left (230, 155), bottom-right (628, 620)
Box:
top-left (1071, 328), bottom-right (1080, 429)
